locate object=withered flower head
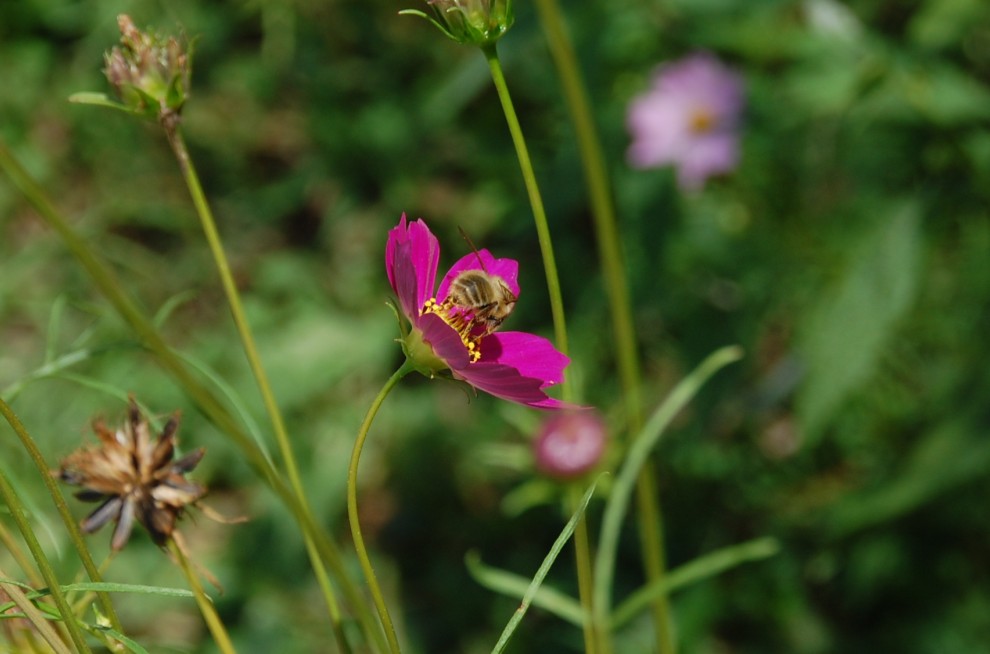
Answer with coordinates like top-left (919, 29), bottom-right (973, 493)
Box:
top-left (58, 398), bottom-right (206, 551)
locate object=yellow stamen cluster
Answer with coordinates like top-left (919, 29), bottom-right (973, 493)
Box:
top-left (422, 298), bottom-right (482, 363)
top-left (689, 107), bottom-right (716, 134)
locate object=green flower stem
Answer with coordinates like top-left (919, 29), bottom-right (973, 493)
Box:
top-left (533, 2), bottom-right (674, 651)
top-left (482, 44), bottom-right (570, 393)
top-left (0, 398), bottom-right (121, 632)
top-left (348, 360), bottom-right (416, 654)
top-left (169, 537), bottom-right (237, 654)
top-left (160, 122), bottom-right (346, 642)
top-left (0, 465), bottom-right (91, 652)
top-left (567, 483), bottom-right (598, 654)
top-left (0, 140), bottom-right (385, 654)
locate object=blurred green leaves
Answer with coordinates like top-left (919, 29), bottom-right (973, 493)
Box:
top-left (797, 203), bottom-right (921, 442)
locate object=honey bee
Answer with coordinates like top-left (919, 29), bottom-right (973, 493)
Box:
top-left (446, 268), bottom-right (518, 336)
top-left (443, 228), bottom-right (518, 337)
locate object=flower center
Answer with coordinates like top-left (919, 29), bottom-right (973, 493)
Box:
top-left (422, 297), bottom-right (482, 363)
top-left (689, 107), bottom-right (716, 134)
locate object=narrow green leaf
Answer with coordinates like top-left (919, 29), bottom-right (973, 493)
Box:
top-left (45, 295), bottom-right (68, 364)
top-left (611, 537), bottom-right (781, 628)
top-left (91, 626), bottom-right (151, 654)
top-left (152, 290), bottom-right (199, 329)
top-left (67, 92), bottom-right (139, 115)
top-left (487, 476), bottom-right (601, 653)
top-left (594, 346), bottom-right (744, 629)
top-left (797, 203), bottom-right (921, 441)
top-left (465, 554), bottom-right (585, 626)
top-left (30, 582), bottom-right (195, 600)
top-left (166, 348), bottom-right (272, 463)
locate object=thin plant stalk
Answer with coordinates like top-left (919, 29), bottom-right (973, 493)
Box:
top-left (533, 2), bottom-right (674, 650)
top-left (481, 44), bottom-right (570, 375)
top-left (481, 41), bottom-right (595, 653)
top-left (348, 361), bottom-right (416, 654)
top-left (0, 519), bottom-right (43, 587)
top-left (566, 483), bottom-right (597, 654)
top-left (0, 398), bottom-right (121, 632)
top-left (160, 122), bottom-right (347, 648)
top-left (0, 140), bottom-right (386, 654)
top-left (0, 466), bottom-right (91, 653)
top-left (169, 536), bottom-right (237, 654)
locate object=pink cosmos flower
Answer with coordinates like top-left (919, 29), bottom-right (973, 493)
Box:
top-left (386, 215), bottom-right (571, 409)
top-left (627, 52), bottom-right (744, 191)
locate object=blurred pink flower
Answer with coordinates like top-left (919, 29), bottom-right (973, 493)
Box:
top-left (534, 411), bottom-right (607, 480)
top-left (386, 215), bottom-right (572, 409)
top-left (627, 52), bottom-right (744, 190)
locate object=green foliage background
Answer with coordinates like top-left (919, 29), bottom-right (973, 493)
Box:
top-left (2, 0), bottom-right (990, 652)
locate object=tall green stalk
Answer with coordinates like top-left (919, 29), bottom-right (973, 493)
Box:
top-left (567, 483), bottom-right (598, 654)
top-left (347, 361), bottom-right (415, 654)
top-left (0, 140), bottom-right (385, 654)
top-left (482, 44), bottom-right (570, 370)
top-left (160, 122), bottom-right (346, 645)
top-left (0, 398), bottom-right (122, 633)
top-left (481, 42), bottom-right (600, 653)
top-left (533, 2), bottom-right (675, 651)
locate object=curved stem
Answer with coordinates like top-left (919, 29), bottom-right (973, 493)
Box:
top-left (170, 536), bottom-right (237, 654)
top-left (162, 124), bottom-right (348, 647)
top-left (532, 3), bottom-right (674, 651)
top-left (348, 361), bottom-right (415, 654)
top-left (0, 139), bottom-right (385, 653)
top-left (482, 44), bottom-right (571, 399)
top-left (0, 398), bottom-right (121, 633)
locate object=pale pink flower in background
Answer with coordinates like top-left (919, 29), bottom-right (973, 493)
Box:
top-left (627, 52), bottom-right (744, 191)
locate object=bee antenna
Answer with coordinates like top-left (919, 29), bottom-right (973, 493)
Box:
top-left (457, 225), bottom-right (489, 272)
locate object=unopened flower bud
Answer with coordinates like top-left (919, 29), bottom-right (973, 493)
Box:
top-left (402, 0), bottom-right (514, 47)
top-left (534, 411), bottom-right (607, 480)
top-left (103, 15), bottom-right (191, 122)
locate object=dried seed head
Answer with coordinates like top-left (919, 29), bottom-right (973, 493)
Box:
top-left (58, 397), bottom-right (206, 550)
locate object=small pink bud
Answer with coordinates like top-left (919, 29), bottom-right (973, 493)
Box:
top-left (534, 411), bottom-right (607, 480)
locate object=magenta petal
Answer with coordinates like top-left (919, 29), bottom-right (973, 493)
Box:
top-left (418, 313), bottom-right (471, 370)
top-left (385, 215), bottom-right (408, 296)
top-left (457, 362), bottom-right (570, 409)
top-left (437, 249), bottom-right (520, 301)
top-left (476, 331), bottom-right (569, 387)
top-left (386, 215), bottom-right (440, 317)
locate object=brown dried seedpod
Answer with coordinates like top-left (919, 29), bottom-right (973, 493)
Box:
top-left (58, 397), bottom-right (206, 551)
